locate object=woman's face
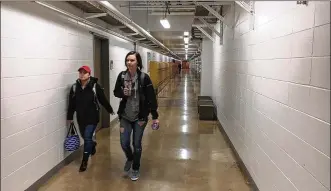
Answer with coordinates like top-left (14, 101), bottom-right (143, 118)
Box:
top-left (79, 69), bottom-right (90, 81)
top-left (126, 54), bottom-right (138, 74)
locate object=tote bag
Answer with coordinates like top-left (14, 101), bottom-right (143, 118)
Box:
top-left (64, 122), bottom-right (80, 152)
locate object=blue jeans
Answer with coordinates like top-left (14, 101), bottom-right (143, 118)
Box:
top-left (83, 124), bottom-right (97, 160)
top-left (120, 118), bottom-right (147, 170)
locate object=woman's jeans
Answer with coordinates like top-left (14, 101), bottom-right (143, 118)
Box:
top-left (83, 124), bottom-right (97, 161)
top-left (120, 118), bottom-right (147, 171)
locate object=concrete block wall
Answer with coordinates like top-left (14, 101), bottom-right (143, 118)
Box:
top-left (1, 2), bottom-right (170, 190)
top-left (208, 1), bottom-right (330, 191)
top-left (1, 2), bottom-right (94, 190)
top-left (200, 39), bottom-right (214, 96)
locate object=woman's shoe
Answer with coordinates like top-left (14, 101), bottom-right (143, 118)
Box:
top-left (91, 142), bottom-right (97, 156)
top-left (79, 160), bottom-right (88, 172)
top-left (124, 160), bottom-right (133, 175)
top-left (131, 170), bottom-right (140, 181)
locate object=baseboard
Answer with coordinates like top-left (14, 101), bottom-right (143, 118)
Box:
top-left (215, 119), bottom-right (259, 191)
top-left (25, 117), bottom-right (119, 191)
top-left (25, 146), bottom-right (83, 191)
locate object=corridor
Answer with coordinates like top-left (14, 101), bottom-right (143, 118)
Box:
top-left (38, 70), bottom-right (250, 191)
top-left (1, 1), bottom-right (330, 190)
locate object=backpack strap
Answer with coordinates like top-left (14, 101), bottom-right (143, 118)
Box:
top-left (72, 83), bottom-right (76, 97)
top-left (92, 83), bottom-right (100, 110)
top-left (120, 71), bottom-right (125, 87)
top-left (92, 83), bottom-right (97, 95)
top-left (140, 72), bottom-right (145, 87)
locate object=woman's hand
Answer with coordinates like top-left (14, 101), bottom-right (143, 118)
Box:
top-left (67, 120), bottom-right (73, 126)
top-left (152, 119), bottom-right (159, 125)
top-left (151, 119), bottom-right (159, 130)
top-left (138, 121), bottom-right (146, 126)
top-left (123, 87), bottom-right (130, 96)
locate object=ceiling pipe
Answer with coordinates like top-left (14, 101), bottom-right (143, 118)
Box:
top-left (34, 1), bottom-right (173, 59)
top-left (34, 1), bottom-right (134, 42)
top-left (96, 1), bottom-right (180, 59)
top-left (127, 6), bottom-right (196, 10)
top-left (149, 12), bottom-right (195, 16)
top-left (130, 1), bottom-right (232, 6)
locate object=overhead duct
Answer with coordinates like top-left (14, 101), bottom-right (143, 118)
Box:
top-left (95, 1), bottom-right (179, 59)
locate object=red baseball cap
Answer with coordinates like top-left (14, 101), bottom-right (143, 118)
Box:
top-left (78, 65), bottom-right (91, 73)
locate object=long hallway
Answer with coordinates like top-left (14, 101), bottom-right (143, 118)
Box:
top-left (39, 70), bottom-right (250, 191)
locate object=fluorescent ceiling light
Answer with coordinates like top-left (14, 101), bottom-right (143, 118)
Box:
top-left (183, 37), bottom-right (189, 43)
top-left (184, 31), bottom-right (189, 36)
top-left (185, 45), bottom-right (188, 48)
top-left (160, 18), bottom-right (170, 29)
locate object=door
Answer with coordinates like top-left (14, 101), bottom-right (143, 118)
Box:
top-left (93, 36), bottom-right (110, 130)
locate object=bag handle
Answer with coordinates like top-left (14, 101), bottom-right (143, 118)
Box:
top-left (67, 122), bottom-right (78, 137)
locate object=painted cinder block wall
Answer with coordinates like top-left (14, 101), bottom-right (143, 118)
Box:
top-left (204, 1), bottom-right (330, 191)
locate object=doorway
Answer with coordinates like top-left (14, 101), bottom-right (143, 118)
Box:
top-left (93, 36), bottom-right (110, 130)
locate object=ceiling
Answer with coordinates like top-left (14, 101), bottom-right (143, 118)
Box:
top-left (66, 1), bottom-right (233, 60)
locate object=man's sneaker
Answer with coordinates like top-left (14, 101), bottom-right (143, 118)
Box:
top-left (131, 170), bottom-right (140, 181)
top-left (124, 160), bottom-right (133, 174)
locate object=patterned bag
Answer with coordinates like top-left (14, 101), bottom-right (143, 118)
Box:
top-left (64, 122), bottom-right (80, 152)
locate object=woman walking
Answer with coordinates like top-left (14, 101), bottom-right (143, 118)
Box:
top-left (113, 51), bottom-right (159, 181)
top-left (67, 65), bottom-right (115, 172)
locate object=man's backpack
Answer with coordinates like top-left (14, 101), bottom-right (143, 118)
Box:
top-left (72, 83), bottom-right (100, 110)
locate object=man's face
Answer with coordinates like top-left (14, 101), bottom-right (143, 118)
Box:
top-left (79, 69), bottom-right (90, 81)
top-left (126, 54), bottom-right (138, 74)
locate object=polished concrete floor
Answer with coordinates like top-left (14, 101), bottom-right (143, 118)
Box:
top-left (39, 70), bottom-right (251, 191)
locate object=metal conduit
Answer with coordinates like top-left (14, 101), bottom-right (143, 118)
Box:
top-left (97, 1), bottom-right (179, 59)
top-left (34, 1), bottom-right (134, 43)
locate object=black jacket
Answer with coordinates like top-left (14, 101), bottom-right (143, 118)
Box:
top-left (67, 77), bottom-right (113, 132)
top-left (113, 70), bottom-right (158, 121)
